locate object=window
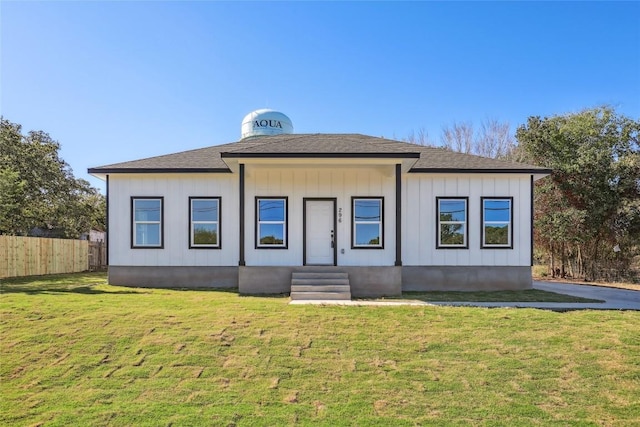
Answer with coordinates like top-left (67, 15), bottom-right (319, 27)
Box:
top-left (481, 197), bottom-right (513, 248)
top-left (131, 197), bottom-right (163, 248)
top-left (437, 197), bottom-right (468, 248)
top-left (190, 197), bottom-right (220, 248)
top-left (352, 197), bottom-right (383, 248)
top-left (256, 197), bottom-right (287, 248)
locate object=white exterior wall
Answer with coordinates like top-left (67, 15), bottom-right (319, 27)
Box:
top-left (107, 170), bottom-right (532, 269)
top-left (244, 165), bottom-right (397, 267)
top-left (402, 174), bottom-right (532, 267)
top-left (108, 174), bottom-right (238, 267)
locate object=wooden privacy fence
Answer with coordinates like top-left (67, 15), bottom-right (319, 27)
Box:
top-left (0, 236), bottom-right (89, 279)
top-left (89, 241), bottom-right (107, 271)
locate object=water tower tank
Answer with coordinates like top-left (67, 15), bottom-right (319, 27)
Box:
top-left (241, 109), bottom-right (293, 139)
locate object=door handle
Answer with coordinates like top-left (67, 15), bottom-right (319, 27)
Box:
top-left (331, 230), bottom-right (335, 248)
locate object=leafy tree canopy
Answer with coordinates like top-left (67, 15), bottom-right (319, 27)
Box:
top-left (516, 106), bottom-right (640, 280)
top-left (0, 117), bottom-right (105, 238)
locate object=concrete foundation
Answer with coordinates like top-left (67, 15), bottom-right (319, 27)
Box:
top-left (239, 266), bottom-right (402, 297)
top-left (238, 266), bottom-right (292, 294)
top-left (108, 266), bottom-right (238, 288)
top-left (402, 266), bottom-right (532, 291)
top-left (108, 265), bottom-right (531, 294)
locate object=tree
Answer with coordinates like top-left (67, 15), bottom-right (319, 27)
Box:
top-left (439, 213), bottom-right (464, 245)
top-left (516, 106), bottom-right (640, 281)
top-left (476, 119), bottom-right (515, 159)
top-left (0, 168), bottom-right (27, 233)
top-left (403, 127), bottom-right (433, 146)
top-left (0, 117), bottom-right (106, 238)
top-left (440, 118), bottom-right (516, 159)
top-left (441, 121), bottom-right (474, 154)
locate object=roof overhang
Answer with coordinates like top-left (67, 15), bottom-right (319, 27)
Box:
top-left (220, 152), bottom-right (420, 159)
top-left (409, 168), bottom-right (552, 181)
top-left (532, 172), bottom-right (552, 181)
top-left (221, 156), bottom-right (420, 174)
top-left (87, 167), bottom-right (231, 181)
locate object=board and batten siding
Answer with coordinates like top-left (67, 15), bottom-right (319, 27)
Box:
top-left (402, 174), bottom-right (532, 267)
top-left (108, 174), bottom-right (238, 267)
top-left (108, 170), bottom-right (532, 269)
top-left (243, 165), bottom-right (397, 267)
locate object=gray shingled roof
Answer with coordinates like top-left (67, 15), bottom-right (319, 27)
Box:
top-left (221, 134), bottom-right (419, 156)
top-left (408, 145), bottom-right (547, 172)
top-left (88, 133), bottom-right (550, 174)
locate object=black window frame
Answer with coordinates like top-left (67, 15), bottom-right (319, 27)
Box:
top-left (481, 197), bottom-right (514, 249)
top-left (189, 197), bottom-right (221, 249)
top-left (436, 197), bottom-right (469, 249)
top-left (131, 196), bottom-right (164, 249)
top-left (351, 196), bottom-right (384, 249)
top-left (255, 196), bottom-right (288, 249)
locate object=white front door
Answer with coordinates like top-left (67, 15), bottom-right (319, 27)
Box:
top-left (304, 199), bottom-right (335, 265)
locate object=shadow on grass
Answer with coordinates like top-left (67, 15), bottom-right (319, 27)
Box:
top-left (1, 278), bottom-right (288, 297)
top-left (0, 284), bottom-right (145, 295)
top-left (143, 285), bottom-right (288, 298)
top-left (123, 287), bottom-right (291, 299)
top-left (239, 293), bottom-right (290, 299)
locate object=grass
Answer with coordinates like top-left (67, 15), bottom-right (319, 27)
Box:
top-left (1, 272), bottom-right (639, 426)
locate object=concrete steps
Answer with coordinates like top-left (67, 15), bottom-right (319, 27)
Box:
top-left (290, 272), bottom-right (351, 300)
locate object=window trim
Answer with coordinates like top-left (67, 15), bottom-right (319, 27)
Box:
top-left (481, 197), bottom-right (514, 249)
top-left (131, 196), bottom-right (164, 249)
top-left (189, 197), bottom-right (221, 249)
top-left (351, 196), bottom-right (384, 249)
top-left (255, 196), bottom-right (288, 249)
top-left (436, 197), bottom-right (469, 249)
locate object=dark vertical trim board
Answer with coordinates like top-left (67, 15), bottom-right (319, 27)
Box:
top-left (333, 199), bottom-right (338, 266)
top-left (302, 199), bottom-right (307, 265)
top-left (239, 164), bottom-right (245, 266)
top-left (161, 198), bottom-right (165, 249)
top-left (395, 164), bottom-right (402, 266)
top-left (188, 198), bottom-right (192, 249)
top-left (530, 175), bottom-right (534, 266)
top-left (105, 175), bottom-right (109, 266)
top-left (130, 197), bottom-right (133, 249)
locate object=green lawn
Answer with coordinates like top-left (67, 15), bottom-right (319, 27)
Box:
top-left (1, 273), bottom-right (639, 426)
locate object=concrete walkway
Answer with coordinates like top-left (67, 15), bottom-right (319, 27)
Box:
top-left (290, 299), bottom-right (431, 306)
top-left (290, 281), bottom-right (640, 311)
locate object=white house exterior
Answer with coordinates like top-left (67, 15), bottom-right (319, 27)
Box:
top-left (89, 110), bottom-right (550, 297)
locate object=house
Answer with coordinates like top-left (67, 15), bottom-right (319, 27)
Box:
top-left (80, 229), bottom-right (106, 242)
top-left (88, 109), bottom-right (550, 297)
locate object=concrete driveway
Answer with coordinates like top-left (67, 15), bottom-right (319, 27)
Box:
top-left (532, 281), bottom-right (640, 311)
top-left (424, 281), bottom-right (640, 310)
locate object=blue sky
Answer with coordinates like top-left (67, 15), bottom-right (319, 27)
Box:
top-left (2, 1), bottom-right (639, 193)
